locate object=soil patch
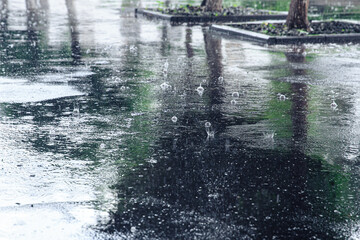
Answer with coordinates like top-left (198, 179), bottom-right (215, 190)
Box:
top-left (234, 21), bottom-right (360, 36)
top-left (153, 6), bottom-right (279, 17)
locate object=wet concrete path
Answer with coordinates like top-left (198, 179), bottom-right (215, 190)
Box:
top-left (1, 0), bottom-right (360, 239)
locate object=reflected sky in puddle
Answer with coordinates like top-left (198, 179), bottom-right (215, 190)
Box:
top-left (0, 77), bottom-right (84, 102)
top-left (1, 0), bottom-right (360, 239)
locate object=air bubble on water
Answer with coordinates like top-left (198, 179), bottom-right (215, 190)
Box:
top-left (205, 122), bottom-right (211, 128)
top-left (277, 93), bottom-right (286, 101)
top-left (120, 86), bottom-right (126, 91)
top-left (232, 92), bottom-right (239, 98)
top-left (130, 226), bottom-right (136, 233)
top-left (171, 116), bottom-right (178, 123)
top-left (231, 99), bottom-right (237, 105)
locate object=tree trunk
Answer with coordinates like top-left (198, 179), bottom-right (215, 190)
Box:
top-left (204, 0), bottom-right (222, 12)
top-left (26, 0), bottom-right (38, 10)
top-left (40, 0), bottom-right (49, 10)
top-left (286, 0), bottom-right (310, 31)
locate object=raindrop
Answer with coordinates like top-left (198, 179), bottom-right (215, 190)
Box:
top-left (205, 122), bottom-right (211, 128)
top-left (232, 92), bottom-right (240, 98)
top-left (196, 83), bottom-right (204, 96)
top-left (120, 86), bottom-right (126, 91)
top-left (231, 99), bottom-right (237, 105)
top-left (130, 226), bottom-right (136, 233)
top-left (253, 77), bottom-right (258, 81)
top-left (171, 116), bottom-right (178, 123)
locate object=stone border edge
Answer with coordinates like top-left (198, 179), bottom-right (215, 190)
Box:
top-left (210, 21), bottom-right (360, 45)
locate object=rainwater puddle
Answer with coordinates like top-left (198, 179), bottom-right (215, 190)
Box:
top-left (1, 0), bottom-right (360, 239)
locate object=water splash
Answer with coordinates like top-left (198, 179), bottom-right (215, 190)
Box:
top-left (205, 121), bottom-right (215, 139)
top-left (160, 82), bottom-right (171, 91)
top-left (196, 83), bottom-right (204, 97)
top-left (129, 45), bottom-right (138, 53)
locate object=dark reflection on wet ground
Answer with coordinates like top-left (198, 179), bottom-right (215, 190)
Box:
top-left (100, 34), bottom-right (357, 239)
top-left (1, 0), bottom-right (360, 239)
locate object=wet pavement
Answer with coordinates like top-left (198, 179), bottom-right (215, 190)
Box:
top-left (1, 0), bottom-right (360, 239)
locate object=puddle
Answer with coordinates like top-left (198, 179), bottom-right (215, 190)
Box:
top-left (1, 0), bottom-right (360, 239)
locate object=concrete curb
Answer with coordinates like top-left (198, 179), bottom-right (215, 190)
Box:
top-left (135, 8), bottom-right (287, 24)
top-left (210, 21), bottom-right (360, 45)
